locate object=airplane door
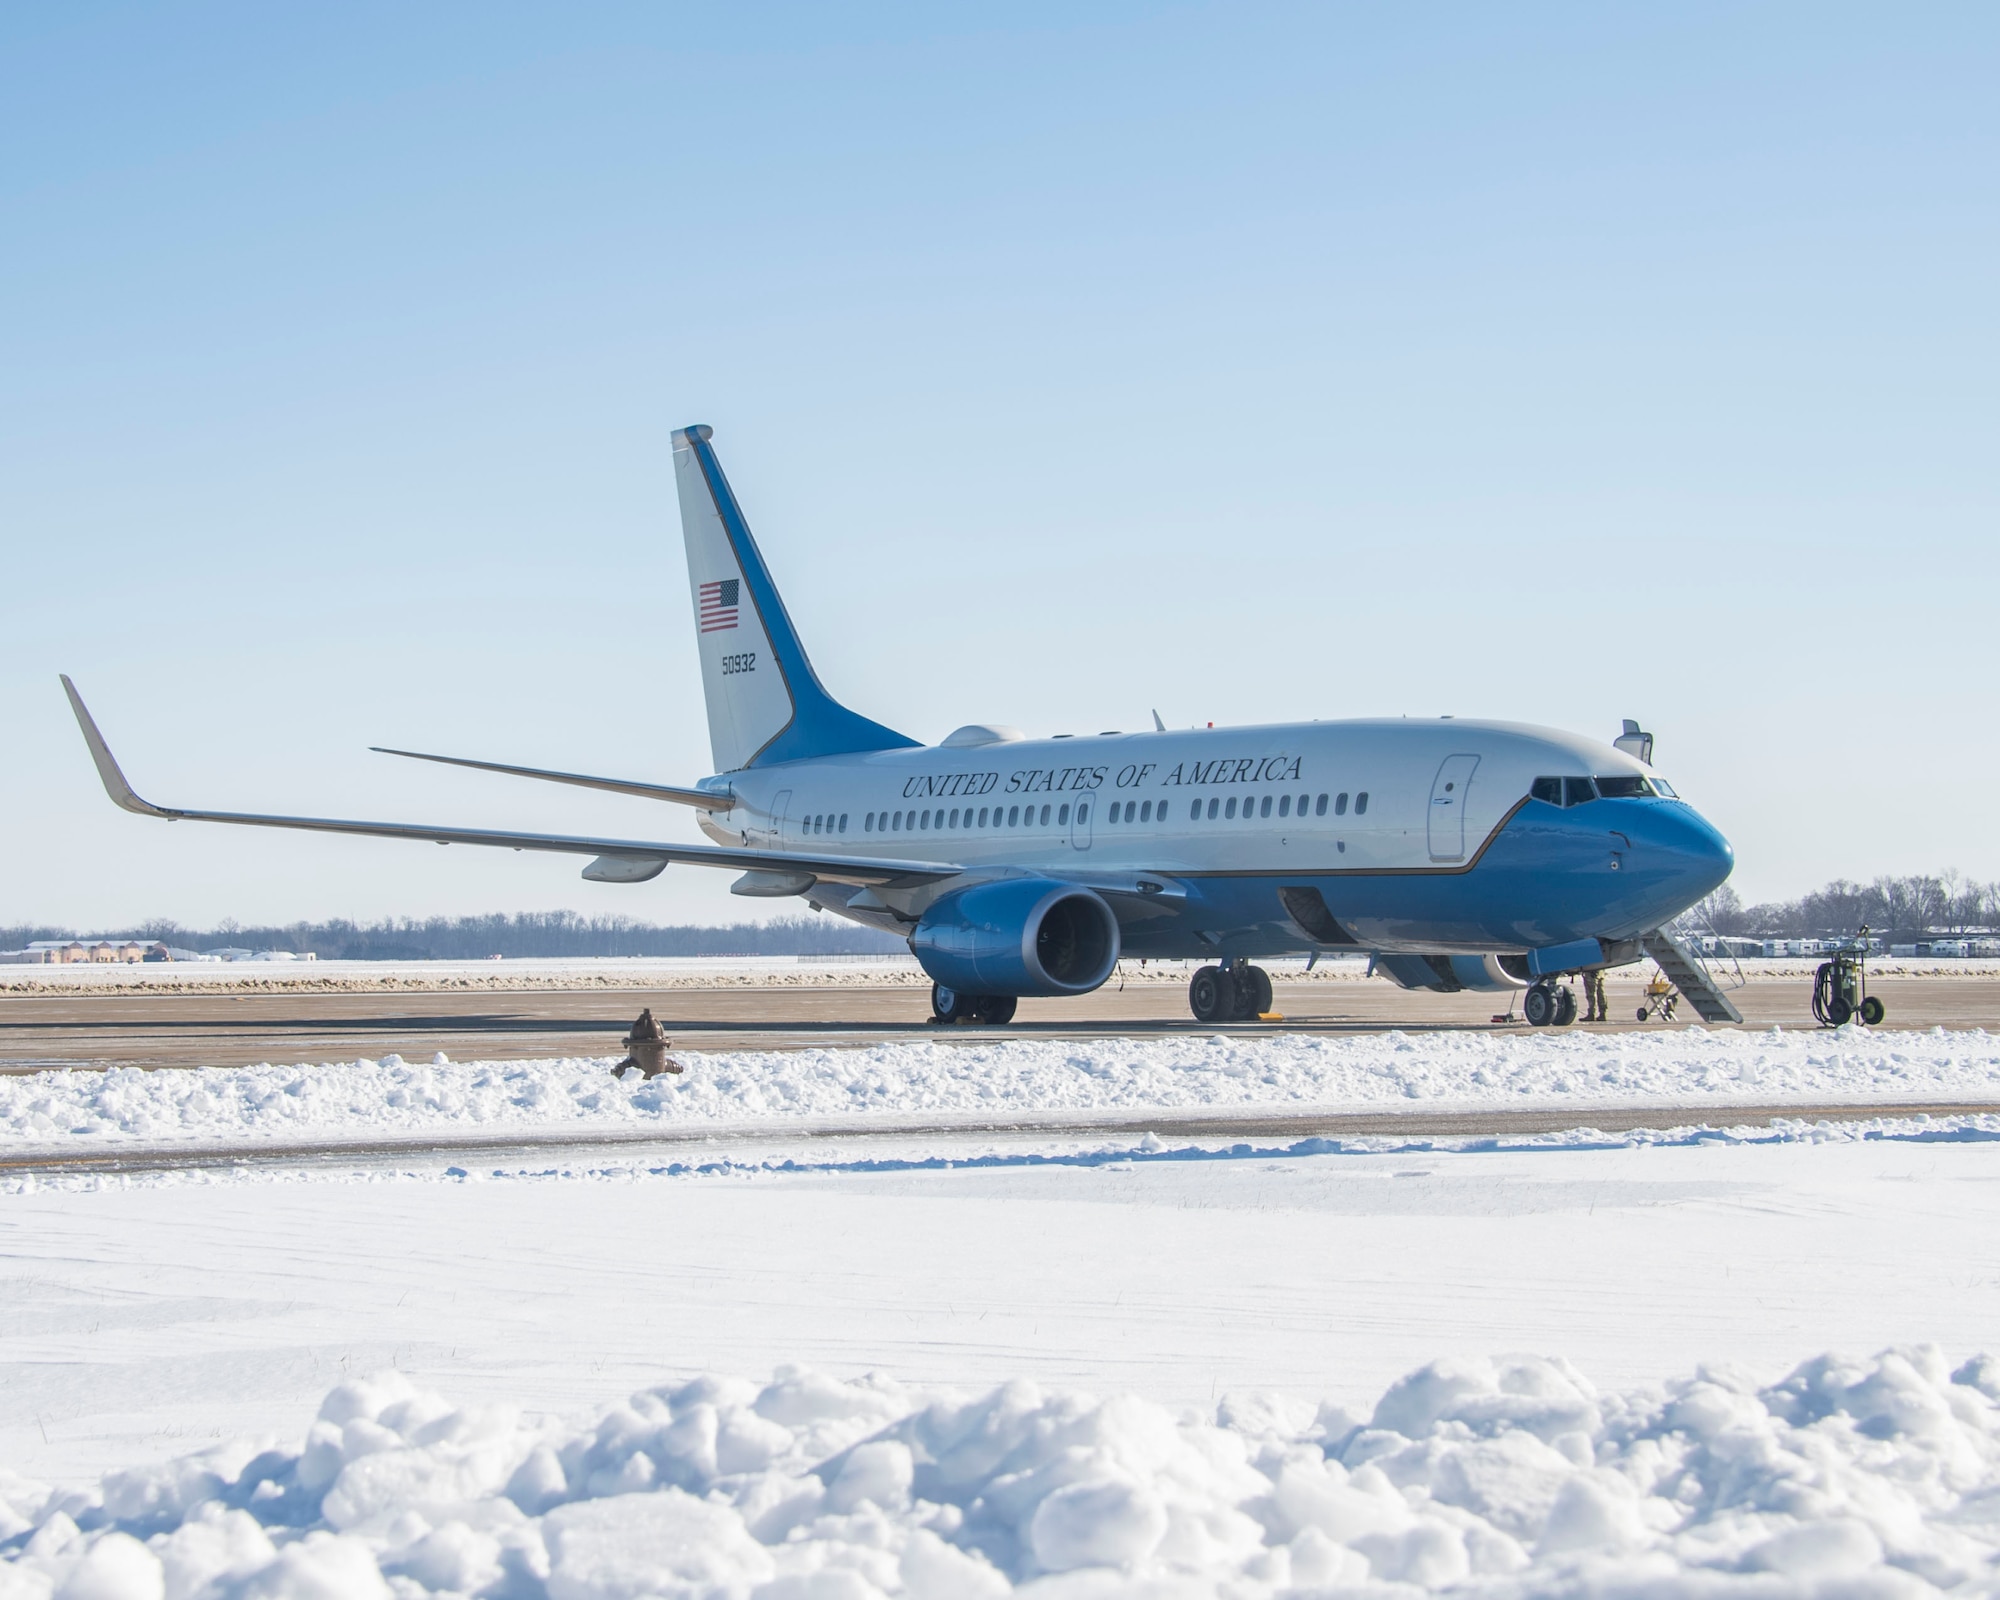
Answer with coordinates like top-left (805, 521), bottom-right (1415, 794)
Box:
top-left (1070, 794), bottom-right (1094, 851)
top-left (764, 789), bottom-right (792, 848)
top-left (1427, 755), bottom-right (1479, 862)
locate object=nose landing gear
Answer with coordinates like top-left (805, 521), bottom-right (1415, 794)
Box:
top-left (1524, 982), bottom-right (1578, 1027)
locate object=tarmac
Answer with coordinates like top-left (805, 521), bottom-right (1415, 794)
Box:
top-left (2, 968), bottom-right (1992, 1075)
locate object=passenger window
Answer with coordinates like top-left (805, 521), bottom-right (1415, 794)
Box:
top-left (1356, 792), bottom-right (1369, 815)
top-left (864, 813), bottom-right (874, 832)
top-left (1316, 793), bottom-right (1328, 816)
top-left (1564, 777), bottom-right (1597, 806)
top-left (1190, 800), bottom-right (1201, 820)
top-left (1059, 804), bottom-right (1071, 826)
top-left (1141, 800), bottom-right (1153, 822)
top-left (1278, 795), bottom-right (1291, 817)
top-left (1207, 798), bottom-right (1219, 819)
top-left (1039, 804), bottom-right (1051, 825)
top-left (948, 808), bottom-right (958, 828)
top-left (976, 807), bottom-right (986, 826)
top-left (1077, 803), bottom-right (1088, 823)
top-left (1004, 805), bottom-right (1016, 826)
top-left (1261, 795), bottom-right (1273, 819)
top-left (891, 812), bottom-right (901, 831)
top-left (1225, 797), bottom-right (1237, 819)
top-left (1335, 793), bottom-right (1348, 816)
top-left (839, 814), bottom-right (848, 832)
top-left (1530, 777), bottom-right (1562, 805)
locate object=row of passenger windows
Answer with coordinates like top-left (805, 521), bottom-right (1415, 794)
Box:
top-left (865, 803), bottom-right (1088, 832)
top-left (845, 792), bottom-right (1373, 836)
top-left (1106, 791), bottom-right (1368, 824)
top-left (1529, 775), bottom-right (1674, 807)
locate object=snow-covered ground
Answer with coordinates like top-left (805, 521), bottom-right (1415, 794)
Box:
top-left (8, 1342), bottom-right (2000, 1599)
top-left (7, 1030), bottom-right (2000, 1595)
top-left (8, 953), bottom-right (1996, 996)
top-left (6, 1131), bottom-right (2000, 1595)
top-left (0, 955), bottom-right (938, 995)
top-left (2, 1027), bottom-right (1996, 1158)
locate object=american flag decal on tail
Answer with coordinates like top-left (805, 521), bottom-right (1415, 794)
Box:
top-left (699, 578), bottom-right (740, 633)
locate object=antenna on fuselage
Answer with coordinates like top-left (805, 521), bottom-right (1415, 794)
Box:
top-left (1151, 709), bottom-right (1166, 732)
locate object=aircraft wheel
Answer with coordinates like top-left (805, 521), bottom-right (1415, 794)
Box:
top-left (1860, 996), bottom-right (1885, 1025)
top-left (976, 994), bottom-right (1018, 1025)
top-left (931, 983), bottom-right (978, 1024)
top-left (1554, 986), bottom-right (1577, 1026)
top-left (1241, 965), bottom-right (1274, 1018)
top-left (1189, 966), bottom-right (1228, 1022)
top-left (1524, 984), bottom-right (1557, 1027)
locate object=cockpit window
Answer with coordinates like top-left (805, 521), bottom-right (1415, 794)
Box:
top-left (1564, 777), bottom-right (1598, 806)
top-left (1530, 777), bottom-right (1563, 805)
top-left (1651, 778), bottom-right (1677, 798)
top-left (1594, 775), bottom-right (1653, 799)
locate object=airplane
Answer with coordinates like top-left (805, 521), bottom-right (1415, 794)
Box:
top-left (63, 423), bottom-right (1735, 1028)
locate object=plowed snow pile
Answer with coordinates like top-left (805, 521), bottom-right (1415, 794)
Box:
top-left (6, 1347), bottom-right (2000, 1597)
top-left (3, 1028), bottom-right (1999, 1152)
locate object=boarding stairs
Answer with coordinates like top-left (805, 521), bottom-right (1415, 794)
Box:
top-left (1640, 928), bottom-right (1744, 1024)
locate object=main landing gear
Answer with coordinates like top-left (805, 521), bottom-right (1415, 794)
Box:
top-left (1188, 964), bottom-right (1274, 1023)
top-left (929, 983), bottom-right (1019, 1025)
top-left (1523, 982), bottom-right (1578, 1027)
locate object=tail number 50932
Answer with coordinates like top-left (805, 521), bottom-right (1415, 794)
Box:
top-left (721, 652), bottom-right (757, 676)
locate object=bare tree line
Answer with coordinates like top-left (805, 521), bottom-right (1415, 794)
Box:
top-left (1681, 873), bottom-right (2000, 942)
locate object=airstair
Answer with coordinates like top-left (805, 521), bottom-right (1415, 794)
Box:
top-left (1640, 928), bottom-right (1744, 1024)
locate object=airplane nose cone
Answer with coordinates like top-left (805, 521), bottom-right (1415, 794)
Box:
top-left (1648, 801), bottom-right (1734, 903)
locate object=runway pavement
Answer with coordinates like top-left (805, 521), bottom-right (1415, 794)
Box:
top-left (2, 969), bottom-right (1996, 1075)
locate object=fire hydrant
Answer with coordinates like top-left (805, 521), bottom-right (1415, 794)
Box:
top-left (612, 1007), bottom-right (681, 1079)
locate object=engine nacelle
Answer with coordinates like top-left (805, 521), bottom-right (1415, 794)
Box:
top-left (1373, 953), bottom-right (1532, 994)
top-left (911, 878), bottom-right (1121, 997)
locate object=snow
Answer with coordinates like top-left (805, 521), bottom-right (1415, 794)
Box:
top-left (6, 1346), bottom-right (2000, 1597)
top-left (8, 1029), bottom-right (2000, 1593)
top-left (3, 1028), bottom-right (1997, 1156)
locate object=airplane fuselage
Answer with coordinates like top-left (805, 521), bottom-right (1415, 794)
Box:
top-left (694, 716), bottom-right (1733, 961)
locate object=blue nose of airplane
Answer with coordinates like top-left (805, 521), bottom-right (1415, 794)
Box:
top-left (1615, 797), bottom-right (1734, 920)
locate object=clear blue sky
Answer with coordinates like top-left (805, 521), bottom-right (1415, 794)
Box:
top-left (4, 3), bottom-right (1996, 930)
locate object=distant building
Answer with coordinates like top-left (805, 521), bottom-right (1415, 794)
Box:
top-left (23, 939), bottom-right (166, 964)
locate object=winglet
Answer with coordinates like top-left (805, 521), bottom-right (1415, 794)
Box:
top-left (60, 676), bottom-right (173, 817)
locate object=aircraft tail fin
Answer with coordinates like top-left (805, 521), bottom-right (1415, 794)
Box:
top-left (672, 426), bottom-right (918, 772)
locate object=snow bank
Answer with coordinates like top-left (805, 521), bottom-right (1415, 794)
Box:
top-left (3, 1028), bottom-right (1998, 1153)
top-left (7, 1347), bottom-right (2000, 1596)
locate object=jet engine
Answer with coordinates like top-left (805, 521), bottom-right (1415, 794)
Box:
top-left (911, 878), bottom-right (1121, 997)
top-left (1373, 953), bottom-right (1531, 994)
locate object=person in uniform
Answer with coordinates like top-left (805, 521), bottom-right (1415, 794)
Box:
top-left (1583, 966), bottom-right (1608, 1022)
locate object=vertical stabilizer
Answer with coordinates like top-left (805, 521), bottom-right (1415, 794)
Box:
top-left (672, 426), bottom-right (919, 773)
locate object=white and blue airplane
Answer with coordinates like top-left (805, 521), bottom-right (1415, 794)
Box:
top-left (63, 424), bottom-right (1735, 1027)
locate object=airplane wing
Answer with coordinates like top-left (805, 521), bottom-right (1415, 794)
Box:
top-left (369, 746), bottom-right (729, 810)
top-left (60, 678), bottom-right (958, 890)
